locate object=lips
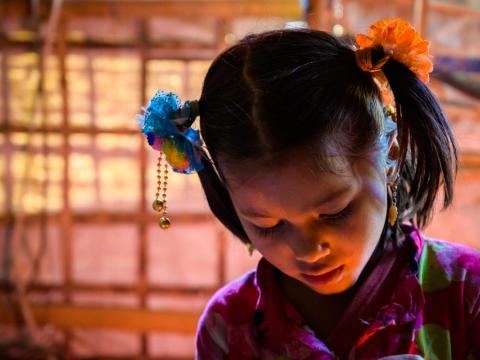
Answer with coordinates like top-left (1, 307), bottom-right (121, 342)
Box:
top-left (303, 263), bottom-right (336, 275)
top-left (301, 265), bottom-right (344, 285)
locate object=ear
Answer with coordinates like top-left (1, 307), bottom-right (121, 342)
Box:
top-left (385, 131), bottom-right (400, 183)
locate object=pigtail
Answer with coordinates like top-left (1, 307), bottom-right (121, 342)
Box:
top-left (380, 53), bottom-right (459, 228)
top-left (197, 152), bottom-right (250, 243)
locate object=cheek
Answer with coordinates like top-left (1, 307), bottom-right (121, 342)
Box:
top-left (247, 231), bottom-right (284, 255)
top-left (340, 187), bottom-right (387, 256)
top-left (334, 180), bottom-right (387, 251)
top-left (242, 224), bottom-right (298, 266)
top-left (358, 178), bottom-right (388, 227)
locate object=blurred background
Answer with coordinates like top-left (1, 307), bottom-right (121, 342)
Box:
top-left (0, 0), bottom-right (478, 359)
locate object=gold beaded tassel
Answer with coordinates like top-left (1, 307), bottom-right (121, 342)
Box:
top-left (152, 153), bottom-right (171, 229)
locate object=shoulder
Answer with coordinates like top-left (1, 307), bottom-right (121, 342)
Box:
top-left (415, 237), bottom-right (480, 353)
top-left (200, 268), bottom-right (259, 322)
top-left (420, 236), bottom-right (480, 281)
top-left (419, 236), bottom-right (480, 314)
top-left (195, 268), bottom-right (260, 357)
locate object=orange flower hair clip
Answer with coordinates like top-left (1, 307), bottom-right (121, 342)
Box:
top-left (354, 18), bottom-right (433, 121)
top-left (355, 18), bottom-right (433, 83)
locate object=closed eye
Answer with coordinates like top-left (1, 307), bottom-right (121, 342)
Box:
top-left (322, 203), bottom-right (353, 223)
top-left (252, 203), bottom-right (353, 238)
top-left (253, 221), bottom-right (285, 238)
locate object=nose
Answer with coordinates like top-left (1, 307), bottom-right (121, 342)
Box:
top-left (294, 242), bottom-right (331, 263)
top-left (288, 226), bottom-right (331, 263)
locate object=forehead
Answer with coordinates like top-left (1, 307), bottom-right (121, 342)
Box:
top-left (225, 156), bottom-right (356, 217)
top-left (221, 147), bottom-right (350, 188)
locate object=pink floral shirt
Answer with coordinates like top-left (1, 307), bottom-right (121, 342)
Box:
top-left (195, 223), bottom-right (480, 359)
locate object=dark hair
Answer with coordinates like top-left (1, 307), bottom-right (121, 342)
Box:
top-left (196, 28), bottom-right (458, 244)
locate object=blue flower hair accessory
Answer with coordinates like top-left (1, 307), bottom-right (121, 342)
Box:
top-left (136, 90), bottom-right (204, 229)
top-left (137, 90), bottom-right (204, 174)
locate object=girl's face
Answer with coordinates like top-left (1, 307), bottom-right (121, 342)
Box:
top-left (226, 153), bottom-right (390, 295)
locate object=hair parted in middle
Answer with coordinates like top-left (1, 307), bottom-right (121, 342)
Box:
top-left (195, 28), bottom-right (458, 245)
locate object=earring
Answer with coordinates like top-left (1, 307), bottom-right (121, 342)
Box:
top-left (247, 242), bottom-right (255, 256)
top-left (152, 153), bottom-right (171, 229)
top-left (388, 181), bottom-right (398, 227)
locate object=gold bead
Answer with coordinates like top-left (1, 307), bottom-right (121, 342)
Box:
top-left (152, 200), bottom-right (165, 212)
top-left (159, 216), bottom-right (170, 229)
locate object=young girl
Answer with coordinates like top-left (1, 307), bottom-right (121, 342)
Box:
top-left (138, 19), bottom-right (480, 359)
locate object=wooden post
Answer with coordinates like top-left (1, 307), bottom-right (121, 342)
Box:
top-left (57, 14), bottom-right (74, 357)
top-left (413, 0), bottom-right (429, 36)
top-left (137, 19), bottom-right (149, 359)
top-left (305, 0), bottom-right (329, 30)
top-left (87, 53), bottom-right (103, 207)
top-left (1, 41), bottom-right (13, 220)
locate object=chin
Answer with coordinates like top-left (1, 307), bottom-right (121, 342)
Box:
top-left (313, 281), bottom-right (351, 295)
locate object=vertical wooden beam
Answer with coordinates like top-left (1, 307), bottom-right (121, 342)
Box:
top-left (137, 19), bottom-right (149, 360)
top-left (305, 0), bottom-right (329, 30)
top-left (1, 49), bottom-right (13, 214)
top-left (413, 0), bottom-right (429, 36)
top-left (215, 18), bottom-right (228, 52)
top-left (87, 53), bottom-right (103, 208)
top-left (87, 53), bottom-right (96, 128)
top-left (0, 42), bottom-right (15, 306)
top-left (57, 15), bottom-right (73, 357)
top-left (9, 0), bottom-right (43, 344)
top-left (58, 15), bottom-right (71, 302)
top-left (36, 16), bottom-right (49, 286)
top-left (1, 0), bottom-right (14, 236)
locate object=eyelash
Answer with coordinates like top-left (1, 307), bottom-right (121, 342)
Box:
top-left (253, 204), bottom-right (353, 238)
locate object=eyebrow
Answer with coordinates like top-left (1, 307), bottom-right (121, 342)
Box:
top-left (239, 185), bottom-right (352, 218)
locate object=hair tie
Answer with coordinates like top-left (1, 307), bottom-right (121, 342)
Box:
top-left (355, 48), bottom-right (397, 120)
top-left (354, 47), bottom-right (391, 73)
top-left (171, 99), bottom-right (200, 129)
top-left (137, 91), bottom-right (204, 174)
top-left (136, 90), bottom-right (204, 229)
